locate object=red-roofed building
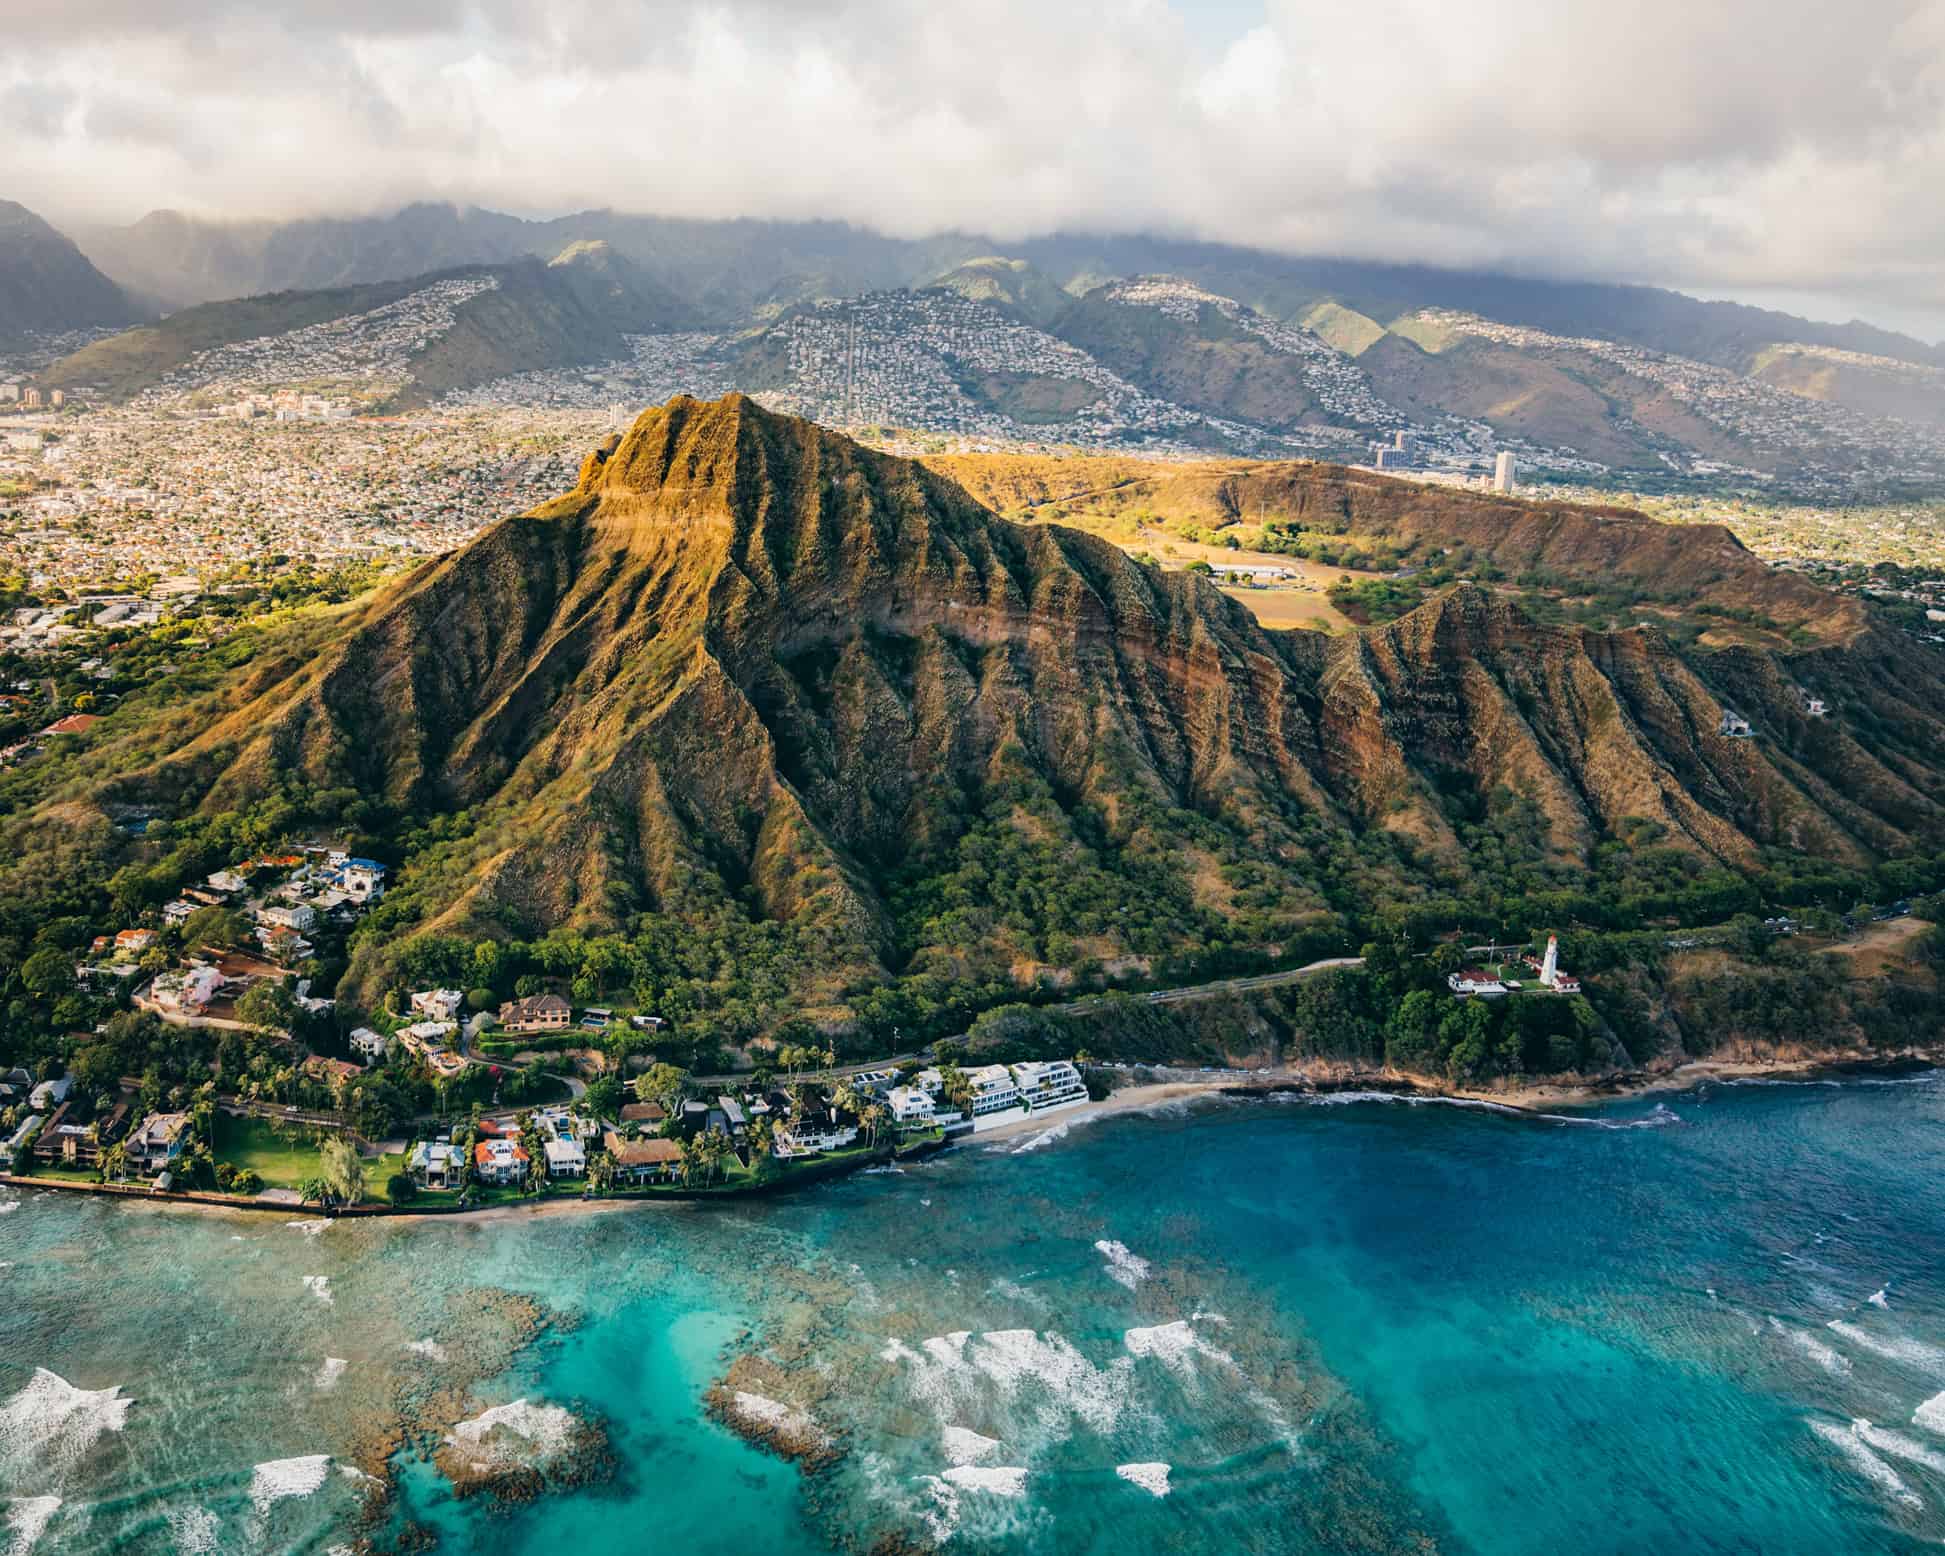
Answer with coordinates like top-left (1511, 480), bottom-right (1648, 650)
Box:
top-left (42, 713), bottom-right (100, 736)
top-left (473, 1138), bottom-right (530, 1186)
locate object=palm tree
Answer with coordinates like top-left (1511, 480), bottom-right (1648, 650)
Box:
top-left (864, 1103), bottom-right (889, 1149)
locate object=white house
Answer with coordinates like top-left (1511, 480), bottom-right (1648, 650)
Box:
top-left (340, 859), bottom-right (387, 900)
top-left (409, 988), bottom-right (466, 1023)
top-left (260, 902), bottom-right (316, 933)
top-left (886, 1085), bottom-right (936, 1124)
top-left (28, 1076), bottom-right (71, 1111)
top-left (543, 1137), bottom-right (587, 1178)
top-left (774, 1117), bottom-right (860, 1157)
top-left (409, 1140), bottom-right (457, 1189)
top-left (473, 1138), bottom-right (529, 1186)
top-left (1446, 969), bottom-right (1508, 997)
top-left (151, 965), bottom-right (224, 1014)
top-left (207, 870), bottom-right (248, 895)
top-left (162, 899), bottom-right (194, 926)
top-left (349, 1027), bottom-right (390, 1063)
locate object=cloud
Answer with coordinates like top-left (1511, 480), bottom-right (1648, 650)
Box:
top-left (6, 0), bottom-right (1943, 326)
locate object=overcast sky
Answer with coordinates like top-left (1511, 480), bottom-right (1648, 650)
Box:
top-left (10, 0), bottom-right (1945, 338)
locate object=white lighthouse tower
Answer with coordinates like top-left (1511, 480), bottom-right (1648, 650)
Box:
top-left (1540, 934), bottom-right (1561, 989)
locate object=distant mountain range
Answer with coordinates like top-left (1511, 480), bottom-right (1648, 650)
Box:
top-left (0, 200), bottom-right (142, 340)
top-left (12, 197), bottom-right (1945, 495)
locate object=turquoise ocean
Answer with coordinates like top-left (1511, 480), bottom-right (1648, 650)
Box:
top-left (3, 1071), bottom-right (1944, 1553)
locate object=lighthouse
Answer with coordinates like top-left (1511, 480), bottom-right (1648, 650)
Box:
top-left (1540, 935), bottom-right (1560, 989)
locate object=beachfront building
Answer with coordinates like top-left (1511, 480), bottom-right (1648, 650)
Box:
top-left (543, 1137), bottom-right (587, 1178)
top-left (126, 1111), bottom-right (190, 1174)
top-left (1012, 1060), bottom-right (1089, 1112)
top-left (473, 1138), bottom-right (530, 1186)
top-left (409, 1140), bottom-right (458, 1190)
top-left (774, 1115), bottom-right (860, 1157)
top-left (605, 1132), bottom-right (682, 1184)
top-left (964, 1064), bottom-right (1024, 1120)
top-left (886, 1084), bottom-right (936, 1125)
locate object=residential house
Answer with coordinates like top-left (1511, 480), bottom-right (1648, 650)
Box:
top-left (604, 1132), bottom-right (682, 1184)
top-left (580, 1006), bottom-right (613, 1029)
top-left (619, 1100), bottom-right (667, 1128)
top-left (409, 1140), bottom-right (458, 1190)
top-left (28, 1076), bottom-right (71, 1111)
top-left (774, 1111), bottom-right (860, 1157)
top-left (126, 1111), bottom-right (190, 1174)
top-left (409, 988), bottom-right (466, 1023)
top-left (398, 1021), bottom-right (467, 1078)
top-left (473, 1138), bottom-right (530, 1186)
top-left (1447, 969), bottom-right (1508, 997)
top-left (498, 993), bottom-right (571, 1033)
top-left (717, 1095), bottom-right (748, 1140)
top-left (152, 965), bottom-right (225, 1015)
top-left (162, 899), bottom-right (194, 926)
top-left (886, 1085), bottom-right (936, 1125)
top-left (339, 859), bottom-right (386, 900)
top-left (301, 1055), bottom-right (364, 1088)
top-left (114, 928), bottom-right (158, 955)
top-left (30, 1102), bottom-right (99, 1167)
top-left (206, 870), bottom-right (248, 895)
top-left (259, 903), bottom-right (316, 933)
top-left (348, 1027), bottom-right (390, 1063)
top-left (543, 1137), bottom-right (587, 1178)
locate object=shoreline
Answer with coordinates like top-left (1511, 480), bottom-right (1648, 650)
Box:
top-left (7, 1050), bottom-right (1934, 1224)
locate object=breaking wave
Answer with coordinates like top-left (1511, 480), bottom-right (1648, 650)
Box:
top-left (1808, 1420), bottom-right (1922, 1510)
top-left (302, 1275), bottom-right (332, 1304)
top-left (1095, 1240), bottom-right (1151, 1289)
top-left (1825, 1320), bottom-right (1945, 1378)
top-left (1116, 1461), bottom-right (1172, 1497)
top-left (0, 1368), bottom-right (133, 1481)
top-left (3, 1496), bottom-right (61, 1555)
top-left (1282, 1090), bottom-right (1680, 1130)
top-left (1768, 1317), bottom-right (1852, 1377)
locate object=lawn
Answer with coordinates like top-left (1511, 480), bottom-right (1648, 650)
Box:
top-left (213, 1113), bottom-right (407, 1202)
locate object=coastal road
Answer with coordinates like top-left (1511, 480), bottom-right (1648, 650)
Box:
top-left (684, 954), bottom-right (1366, 1089)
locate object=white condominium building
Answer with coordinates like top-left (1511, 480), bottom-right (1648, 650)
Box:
top-left (1011, 1060), bottom-right (1088, 1111)
top-left (964, 1064), bottom-right (1023, 1118)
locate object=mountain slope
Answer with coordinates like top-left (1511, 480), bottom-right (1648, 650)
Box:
top-left (0, 199), bottom-right (142, 340)
top-left (56, 396), bottom-right (1943, 1021)
top-left (41, 246), bottom-right (689, 407)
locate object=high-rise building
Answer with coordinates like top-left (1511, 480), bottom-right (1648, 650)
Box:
top-left (48, 390), bottom-right (64, 409)
top-left (21, 388), bottom-right (41, 410)
top-left (1493, 451), bottom-right (1516, 492)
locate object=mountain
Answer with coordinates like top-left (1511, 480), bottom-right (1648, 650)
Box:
top-left (42, 396), bottom-right (1943, 1023)
top-left (929, 257), bottom-right (1074, 327)
top-left (0, 199), bottom-right (142, 341)
top-left (40, 244), bottom-right (688, 408)
top-left (76, 202), bottom-right (538, 312)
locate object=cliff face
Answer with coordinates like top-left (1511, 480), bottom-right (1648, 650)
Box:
top-left (119, 396), bottom-right (1945, 998)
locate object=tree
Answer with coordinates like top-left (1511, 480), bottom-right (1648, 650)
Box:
top-left (635, 1062), bottom-right (686, 1109)
top-left (181, 906), bottom-right (248, 949)
top-left (21, 946), bottom-right (73, 1001)
top-left (236, 979), bottom-right (296, 1035)
top-left (319, 1135), bottom-right (366, 1206)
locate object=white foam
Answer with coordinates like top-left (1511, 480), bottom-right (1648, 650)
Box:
top-left (1914, 1390), bottom-right (1945, 1436)
top-left (1868, 1288), bottom-right (1890, 1310)
top-left (403, 1338), bottom-right (448, 1362)
top-left (4, 1496), bottom-right (60, 1555)
top-left (1825, 1320), bottom-right (1945, 1377)
top-left (725, 1391), bottom-right (827, 1448)
top-left (1095, 1240), bottom-right (1151, 1290)
top-left (449, 1399), bottom-right (576, 1461)
top-left (249, 1455), bottom-right (330, 1516)
top-left (1011, 1120), bottom-right (1077, 1155)
top-left (1115, 1461), bottom-right (1172, 1497)
top-left (940, 1464), bottom-right (1028, 1495)
top-left (1808, 1420), bottom-right (1922, 1509)
top-left (1289, 1090), bottom-right (1679, 1130)
top-left (941, 1426), bottom-right (1001, 1466)
top-left (0, 1368), bottom-right (133, 1479)
top-left (0, 1203), bottom-right (19, 1216)
top-left (165, 1505), bottom-right (220, 1554)
top-left (883, 1328), bottom-right (1133, 1436)
top-left (1769, 1317), bottom-right (1852, 1377)
top-left (285, 1219), bottom-right (330, 1238)
top-left (302, 1276), bottom-right (332, 1305)
top-left (1851, 1419), bottom-right (1945, 1477)
top-left (313, 1358), bottom-right (347, 1391)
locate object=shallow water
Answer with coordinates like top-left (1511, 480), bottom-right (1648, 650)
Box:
top-left (3, 1072), bottom-right (1943, 1552)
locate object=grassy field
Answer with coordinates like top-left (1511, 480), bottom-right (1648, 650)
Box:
top-left (1219, 585), bottom-right (1343, 631)
top-left (213, 1113), bottom-right (407, 1202)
